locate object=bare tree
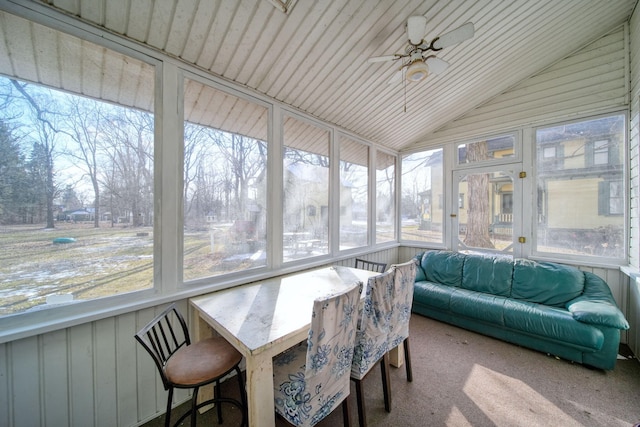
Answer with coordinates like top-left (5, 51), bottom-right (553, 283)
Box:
top-left (204, 130), bottom-right (266, 221)
top-left (101, 109), bottom-right (154, 226)
top-left (63, 97), bottom-right (108, 228)
top-left (464, 141), bottom-right (494, 248)
top-left (183, 123), bottom-right (210, 224)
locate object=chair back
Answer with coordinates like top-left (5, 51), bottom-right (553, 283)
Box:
top-left (387, 260), bottom-right (417, 349)
top-left (274, 283), bottom-right (361, 427)
top-left (354, 258), bottom-right (387, 273)
top-left (134, 303), bottom-right (190, 390)
top-left (351, 268), bottom-right (395, 379)
top-left (305, 283), bottom-right (360, 415)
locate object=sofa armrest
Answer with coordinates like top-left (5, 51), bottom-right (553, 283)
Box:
top-left (566, 272), bottom-right (629, 330)
top-left (566, 299), bottom-right (629, 329)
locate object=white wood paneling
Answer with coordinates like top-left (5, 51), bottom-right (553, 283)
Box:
top-left (116, 311), bottom-right (141, 427)
top-left (11, 336), bottom-right (41, 426)
top-left (331, 247), bottom-right (399, 270)
top-left (414, 26), bottom-right (629, 146)
top-left (7, 0), bottom-right (631, 151)
top-left (42, 329), bottom-right (70, 424)
top-left (629, 8), bottom-right (640, 270)
top-left (95, 318), bottom-right (118, 427)
top-left (630, 274), bottom-right (640, 358)
top-left (626, 5), bottom-right (640, 357)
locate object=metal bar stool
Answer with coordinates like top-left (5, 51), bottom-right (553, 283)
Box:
top-left (135, 303), bottom-right (247, 427)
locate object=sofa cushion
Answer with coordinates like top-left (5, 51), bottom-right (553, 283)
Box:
top-left (462, 253), bottom-right (513, 297)
top-left (503, 299), bottom-right (603, 350)
top-left (413, 281), bottom-right (453, 310)
top-left (422, 250), bottom-right (465, 287)
top-left (511, 259), bottom-right (584, 307)
top-left (449, 288), bottom-right (507, 325)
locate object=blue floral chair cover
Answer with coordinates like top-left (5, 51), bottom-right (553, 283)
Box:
top-left (349, 268), bottom-right (395, 426)
top-left (273, 282), bottom-right (361, 427)
top-left (387, 260), bottom-right (417, 352)
top-left (350, 268), bottom-right (395, 380)
top-left (384, 258), bottom-right (418, 415)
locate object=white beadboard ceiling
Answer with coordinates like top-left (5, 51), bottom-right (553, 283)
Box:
top-left (1, 0), bottom-right (637, 151)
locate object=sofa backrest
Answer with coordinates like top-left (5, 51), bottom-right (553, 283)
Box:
top-left (461, 253), bottom-right (513, 297)
top-left (511, 258), bottom-right (585, 307)
top-left (420, 250), bottom-right (465, 287)
top-left (414, 250), bottom-right (587, 308)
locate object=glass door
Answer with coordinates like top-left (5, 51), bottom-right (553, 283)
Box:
top-left (452, 167), bottom-right (522, 256)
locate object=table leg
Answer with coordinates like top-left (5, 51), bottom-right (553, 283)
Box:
top-left (389, 343), bottom-right (404, 368)
top-left (245, 353), bottom-right (275, 427)
top-left (190, 309), bottom-right (216, 413)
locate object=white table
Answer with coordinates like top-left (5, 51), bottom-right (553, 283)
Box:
top-left (189, 266), bottom-right (380, 427)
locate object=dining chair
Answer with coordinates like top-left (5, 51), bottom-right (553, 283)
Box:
top-left (273, 282), bottom-right (361, 427)
top-left (135, 303), bottom-right (247, 427)
top-left (387, 260), bottom-right (418, 389)
top-left (350, 268), bottom-right (395, 427)
top-left (354, 258), bottom-right (387, 273)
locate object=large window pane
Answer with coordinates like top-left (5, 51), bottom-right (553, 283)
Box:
top-left (0, 12), bottom-right (155, 316)
top-left (376, 151), bottom-right (395, 243)
top-left (339, 136), bottom-right (368, 250)
top-left (283, 116), bottom-right (330, 261)
top-left (183, 79), bottom-right (268, 280)
top-left (401, 148), bottom-right (444, 244)
top-left (535, 114), bottom-right (625, 259)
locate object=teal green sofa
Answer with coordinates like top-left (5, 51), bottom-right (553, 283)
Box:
top-left (411, 250), bottom-right (629, 370)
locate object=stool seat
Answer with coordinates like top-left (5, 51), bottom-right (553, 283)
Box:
top-left (165, 336), bottom-right (242, 387)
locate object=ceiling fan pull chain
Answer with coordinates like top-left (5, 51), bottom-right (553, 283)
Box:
top-left (403, 68), bottom-right (407, 113)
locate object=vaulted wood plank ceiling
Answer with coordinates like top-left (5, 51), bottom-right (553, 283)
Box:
top-left (1, 0), bottom-right (637, 151)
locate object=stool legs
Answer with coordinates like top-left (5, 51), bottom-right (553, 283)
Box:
top-left (165, 388), bottom-right (174, 427)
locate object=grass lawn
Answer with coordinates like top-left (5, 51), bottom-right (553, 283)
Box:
top-left (0, 222), bottom-right (153, 316)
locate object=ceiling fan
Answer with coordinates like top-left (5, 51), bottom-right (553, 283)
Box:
top-left (369, 16), bottom-right (475, 84)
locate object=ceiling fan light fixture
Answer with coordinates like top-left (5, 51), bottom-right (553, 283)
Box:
top-left (406, 60), bottom-right (429, 82)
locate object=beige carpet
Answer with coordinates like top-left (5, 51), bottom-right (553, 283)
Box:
top-left (142, 313), bottom-right (640, 427)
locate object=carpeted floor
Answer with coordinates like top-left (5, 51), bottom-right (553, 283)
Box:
top-left (142, 313), bottom-right (640, 427)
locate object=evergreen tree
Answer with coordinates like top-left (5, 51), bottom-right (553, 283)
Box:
top-left (0, 121), bottom-right (29, 224)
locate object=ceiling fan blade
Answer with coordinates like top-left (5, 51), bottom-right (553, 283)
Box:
top-left (368, 55), bottom-right (400, 63)
top-left (407, 15), bottom-right (427, 45)
top-left (432, 22), bottom-right (474, 50)
top-left (387, 69), bottom-right (402, 84)
top-left (425, 56), bottom-right (449, 74)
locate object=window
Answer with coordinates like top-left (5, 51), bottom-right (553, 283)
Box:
top-left (458, 134), bottom-right (515, 164)
top-left (501, 193), bottom-right (513, 214)
top-left (401, 148), bottom-right (444, 244)
top-left (599, 180), bottom-right (624, 216)
top-left (376, 151), bottom-right (396, 243)
top-left (182, 78), bottom-right (268, 281)
top-left (339, 136), bottom-right (368, 250)
top-left (454, 169), bottom-right (515, 254)
top-left (539, 143), bottom-right (563, 170)
top-left (593, 140), bottom-right (609, 165)
top-left (0, 13), bottom-right (155, 316)
top-left (535, 114), bottom-right (625, 260)
top-left (283, 115), bottom-right (330, 261)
